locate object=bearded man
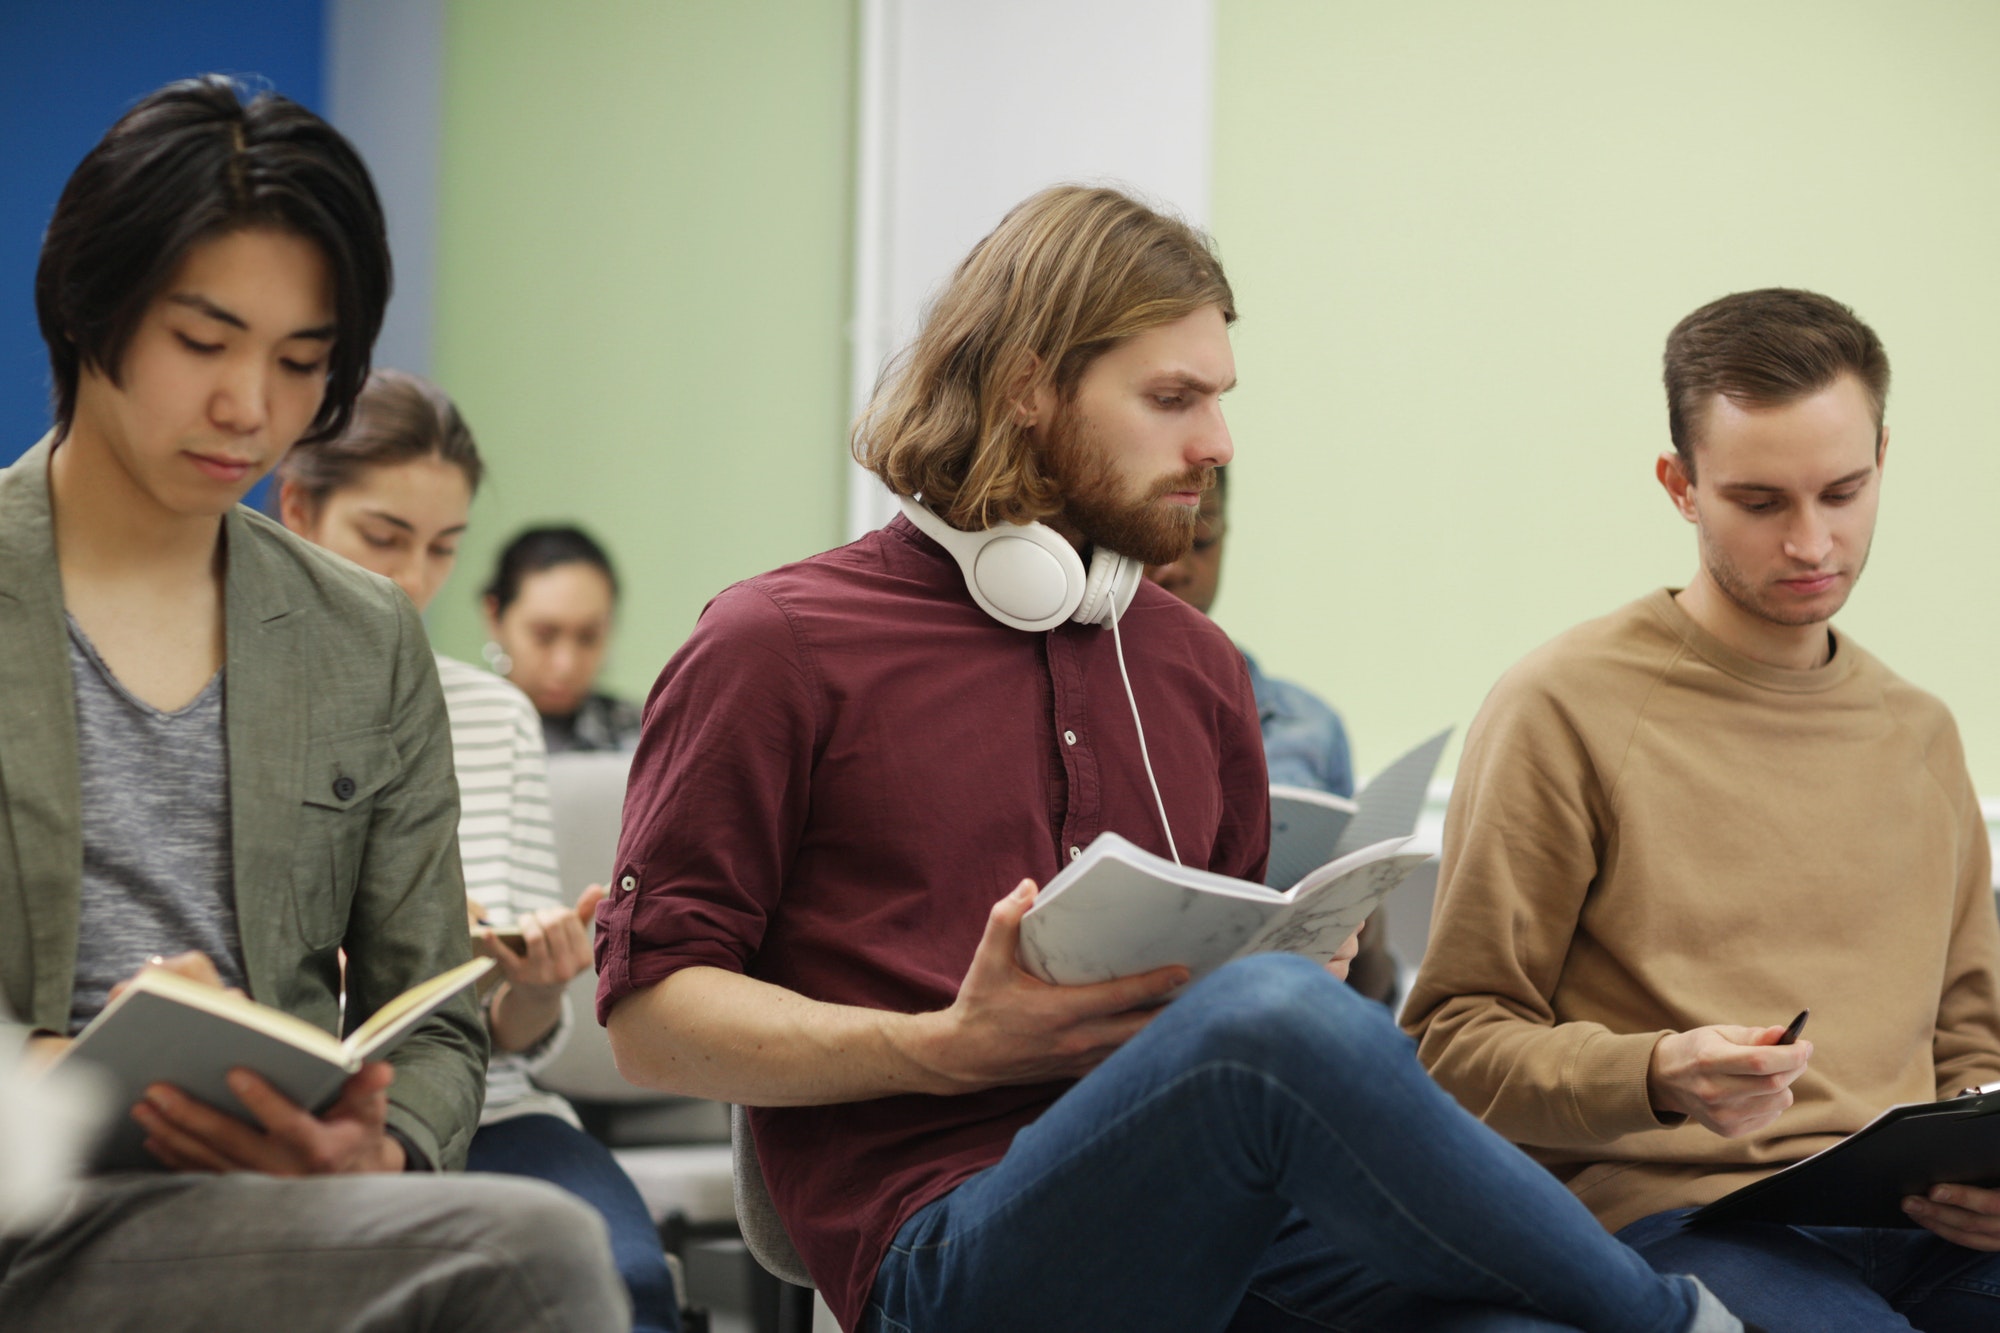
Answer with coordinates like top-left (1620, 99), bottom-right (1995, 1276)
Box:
top-left (596, 187), bottom-right (1756, 1333)
top-left (1405, 288), bottom-right (2000, 1331)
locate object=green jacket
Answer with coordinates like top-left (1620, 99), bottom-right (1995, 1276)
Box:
top-left (0, 438), bottom-right (487, 1170)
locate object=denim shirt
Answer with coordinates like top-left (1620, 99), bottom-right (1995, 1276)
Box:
top-left (1242, 649), bottom-right (1354, 798)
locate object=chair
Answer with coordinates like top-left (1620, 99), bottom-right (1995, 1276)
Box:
top-left (730, 1104), bottom-right (819, 1333)
top-left (729, 1104), bottom-right (814, 1287)
top-left (534, 751), bottom-right (655, 1106)
top-left (539, 752), bottom-right (828, 1332)
top-left (534, 752), bottom-right (738, 1239)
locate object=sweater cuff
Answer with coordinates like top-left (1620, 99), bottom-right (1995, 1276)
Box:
top-left (1570, 1028), bottom-right (1682, 1139)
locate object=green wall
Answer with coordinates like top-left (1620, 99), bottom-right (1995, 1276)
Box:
top-left (429, 0), bottom-right (855, 698)
top-left (1212, 0), bottom-right (2000, 790)
top-left (427, 2), bottom-right (2000, 792)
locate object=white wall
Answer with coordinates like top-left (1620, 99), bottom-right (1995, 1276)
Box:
top-left (846, 0), bottom-right (1217, 536)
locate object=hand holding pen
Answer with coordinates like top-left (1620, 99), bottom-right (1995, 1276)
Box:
top-left (1645, 1007), bottom-right (1813, 1139)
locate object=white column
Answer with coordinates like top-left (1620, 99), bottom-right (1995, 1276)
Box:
top-left (846, 0), bottom-right (1217, 539)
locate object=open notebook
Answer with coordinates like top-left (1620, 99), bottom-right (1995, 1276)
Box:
top-left (59, 957), bottom-right (492, 1171)
top-left (1265, 728), bottom-right (1451, 889)
top-left (1019, 832), bottom-right (1431, 988)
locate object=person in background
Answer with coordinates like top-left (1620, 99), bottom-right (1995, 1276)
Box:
top-left (1146, 466), bottom-right (1354, 794)
top-left (1, 76), bottom-right (623, 1331)
top-left (278, 370), bottom-right (679, 1333)
top-left (1144, 465), bottom-right (1398, 1005)
top-left (482, 526), bottom-right (642, 752)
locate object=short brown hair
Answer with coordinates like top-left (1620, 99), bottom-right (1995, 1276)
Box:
top-left (1663, 288), bottom-right (1889, 476)
top-left (853, 185), bottom-right (1234, 530)
top-left (276, 368), bottom-right (482, 507)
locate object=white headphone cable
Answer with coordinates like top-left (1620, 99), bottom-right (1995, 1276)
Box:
top-left (1107, 595), bottom-right (1182, 866)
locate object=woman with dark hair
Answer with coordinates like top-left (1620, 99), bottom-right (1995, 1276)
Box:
top-left (2, 75), bottom-right (621, 1331)
top-left (482, 526), bottom-right (642, 752)
top-left (278, 370), bottom-right (680, 1333)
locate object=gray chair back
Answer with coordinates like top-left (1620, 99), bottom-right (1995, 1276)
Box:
top-left (534, 750), bottom-right (660, 1102)
top-left (730, 1103), bottom-right (815, 1288)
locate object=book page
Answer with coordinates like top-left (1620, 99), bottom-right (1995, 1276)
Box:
top-left (1265, 786), bottom-right (1356, 889)
top-left (1330, 728), bottom-right (1451, 862)
top-left (345, 957), bottom-right (494, 1059)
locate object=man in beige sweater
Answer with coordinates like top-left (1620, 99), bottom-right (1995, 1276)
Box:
top-left (1406, 288), bottom-right (2000, 1330)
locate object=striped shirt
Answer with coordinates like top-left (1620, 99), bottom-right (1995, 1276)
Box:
top-left (435, 654), bottom-right (574, 1125)
top-left (439, 654), bottom-right (562, 917)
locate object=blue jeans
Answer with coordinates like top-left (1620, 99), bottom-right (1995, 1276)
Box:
top-left (468, 1113), bottom-right (681, 1333)
top-left (863, 954), bottom-right (1709, 1333)
top-left (1620, 1207), bottom-right (2000, 1331)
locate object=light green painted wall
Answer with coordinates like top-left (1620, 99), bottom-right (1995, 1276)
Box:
top-left (429, 1), bottom-right (855, 698)
top-left (1212, 0), bottom-right (2000, 789)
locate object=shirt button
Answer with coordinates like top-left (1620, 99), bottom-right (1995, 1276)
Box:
top-left (620, 875), bottom-right (637, 893)
top-left (332, 776), bottom-right (357, 801)
top-left (1069, 846), bottom-right (1082, 860)
top-left (1063, 730), bottom-right (1077, 745)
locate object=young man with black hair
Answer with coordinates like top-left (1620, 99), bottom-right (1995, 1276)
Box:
top-left (1407, 289), bottom-right (2000, 1330)
top-left (600, 184), bottom-right (1756, 1333)
top-left (0, 76), bottom-right (624, 1331)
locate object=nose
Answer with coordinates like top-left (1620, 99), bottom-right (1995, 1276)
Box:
top-left (392, 565), bottom-right (427, 608)
top-left (550, 642), bottom-right (584, 685)
top-left (1188, 401), bottom-right (1233, 470)
top-left (1784, 506), bottom-right (1834, 565)
top-left (209, 353), bottom-right (270, 435)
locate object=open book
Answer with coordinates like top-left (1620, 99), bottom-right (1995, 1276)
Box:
top-left (1691, 1085), bottom-right (2000, 1229)
top-left (1018, 832), bottom-right (1432, 987)
top-left (58, 957), bottom-right (492, 1172)
top-left (1265, 728), bottom-right (1451, 889)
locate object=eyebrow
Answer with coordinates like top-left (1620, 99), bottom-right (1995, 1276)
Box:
top-left (166, 292), bottom-right (337, 342)
top-left (1152, 371), bottom-right (1238, 395)
top-left (1717, 467), bottom-right (1875, 495)
top-left (360, 509), bottom-right (468, 538)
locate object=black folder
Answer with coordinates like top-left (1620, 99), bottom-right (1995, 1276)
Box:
top-left (1691, 1087), bottom-right (2000, 1229)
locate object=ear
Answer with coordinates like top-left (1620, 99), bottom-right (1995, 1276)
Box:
top-left (275, 479), bottom-right (317, 536)
top-left (1656, 451), bottom-right (1698, 523)
top-left (1005, 353), bottom-right (1050, 430)
top-left (1876, 425), bottom-right (1890, 476)
top-left (481, 593), bottom-right (503, 638)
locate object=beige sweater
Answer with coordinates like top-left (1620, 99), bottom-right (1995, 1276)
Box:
top-left (1405, 589), bottom-right (2000, 1232)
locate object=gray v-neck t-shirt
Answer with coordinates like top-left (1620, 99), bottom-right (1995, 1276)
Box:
top-left (66, 616), bottom-right (245, 1034)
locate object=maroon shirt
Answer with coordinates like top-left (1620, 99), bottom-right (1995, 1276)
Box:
top-left (596, 515), bottom-right (1269, 1329)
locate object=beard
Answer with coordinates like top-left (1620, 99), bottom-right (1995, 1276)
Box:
top-left (1698, 523), bottom-right (1871, 628)
top-left (1045, 407), bottom-right (1211, 566)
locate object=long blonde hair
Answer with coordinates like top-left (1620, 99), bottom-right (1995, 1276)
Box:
top-left (853, 185), bottom-right (1234, 531)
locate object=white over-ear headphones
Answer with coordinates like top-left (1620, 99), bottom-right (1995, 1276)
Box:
top-left (898, 494), bottom-right (1143, 632)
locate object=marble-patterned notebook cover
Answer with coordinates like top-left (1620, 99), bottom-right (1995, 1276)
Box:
top-left (1018, 832), bottom-right (1431, 987)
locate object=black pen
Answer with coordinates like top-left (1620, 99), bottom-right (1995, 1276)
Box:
top-left (1777, 1009), bottom-right (1809, 1046)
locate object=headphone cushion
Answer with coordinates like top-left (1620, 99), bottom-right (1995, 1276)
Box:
top-left (973, 537), bottom-right (1078, 625)
top-left (1075, 549), bottom-right (1143, 626)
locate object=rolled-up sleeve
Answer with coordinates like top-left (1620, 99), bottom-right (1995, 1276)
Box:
top-left (595, 585), bottom-right (818, 1023)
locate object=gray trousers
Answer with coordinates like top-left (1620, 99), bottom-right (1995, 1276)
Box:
top-left (0, 1171), bottom-right (629, 1332)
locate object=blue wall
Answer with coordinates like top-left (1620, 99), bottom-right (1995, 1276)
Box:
top-left (0, 0), bottom-right (325, 466)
